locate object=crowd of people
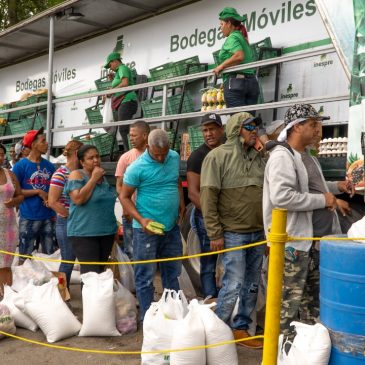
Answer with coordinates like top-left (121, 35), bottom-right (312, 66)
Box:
top-left (0, 5), bottom-right (354, 353)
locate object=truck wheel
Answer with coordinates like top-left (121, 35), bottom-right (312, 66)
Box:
top-left (180, 203), bottom-right (203, 296)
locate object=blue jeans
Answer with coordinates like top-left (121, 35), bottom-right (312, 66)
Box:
top-left (55, 216), bottom-right (75, 288)
top-left (19, 217), bottom-right (56, 261)
top-left (216, 230), bottom-right (265, 330)
top-left (191, 208), bottom-right (218, 298)
top-left (223, 75), bottom-right (260, 113)
top-left (133, 224), bottom-right (182, 321)
top-left (122, 216), bottom-right (134, 260)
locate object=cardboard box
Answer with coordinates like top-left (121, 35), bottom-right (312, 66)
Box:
top-left (0, 267), bottom-right (12, 298)
top-left (51, 271), bottom-right (70, 301)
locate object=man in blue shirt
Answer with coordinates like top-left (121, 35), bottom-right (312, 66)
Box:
top-left (13, 128), bottom-right (56, 262)
top-left (120, 129), bottom-right (185, 320)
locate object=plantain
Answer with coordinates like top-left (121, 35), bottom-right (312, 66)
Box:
top-left (147, 221), bottom-right (165, 235)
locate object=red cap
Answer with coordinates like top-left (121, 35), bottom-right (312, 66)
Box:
top-left (23, 127), bottom-right (44, 148)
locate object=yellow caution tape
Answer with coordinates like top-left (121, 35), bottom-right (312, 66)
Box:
top-left (0, 331), bottom-right (264, 355)
top-left (0, 239), bottom-right (268, 265)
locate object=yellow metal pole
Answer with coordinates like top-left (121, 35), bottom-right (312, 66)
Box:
top-left (262, 208), bottom-right (288, 365)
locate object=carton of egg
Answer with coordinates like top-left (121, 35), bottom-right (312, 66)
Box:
top-left (318, 137), bottom-right (347, 158)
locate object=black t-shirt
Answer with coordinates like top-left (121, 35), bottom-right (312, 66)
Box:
top-left (187, 143), bottom-right (211, 175)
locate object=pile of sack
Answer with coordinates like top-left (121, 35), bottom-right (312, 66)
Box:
top-left (0, 267), bottom-right (137, 343)
top-left (142, 289), bottom-right (238, 365)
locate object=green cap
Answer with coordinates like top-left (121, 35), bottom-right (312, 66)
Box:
top-left (219, 7), bottom-right (245, 22)
top-left (104, 51), bottom-right (121, 69)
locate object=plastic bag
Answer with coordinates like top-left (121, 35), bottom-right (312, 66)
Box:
top-left (11, 259), bottom-right (54, 292)
top-left (1, 285), bottom-right (38, 332)
top-left (21, 279), bottom-right (81, 343)
top-left (33, 249), bottom-right (61, 272)
top-left (141, 290), bottom-right (186, 365)
top-left (178, 266), bottom-right (196, 300)
top-left (102, 98), bottom-right (114, 124)
top-left (277, 322), bottom-right (331, 365)
top-left (170, 299), bottom-right (206, 365)
top-left (160, 289), bottom-right (188, 320)
top-left (0, 303), bottom-right (16, 340)
top-left (197, 302), bottom-right (238, 365)
top-left (116, 246), bottom-right (135, 293)
top-left (79, 269), bottom-right (120, 337)
top-left (114, 280), bottom-right (137, 334)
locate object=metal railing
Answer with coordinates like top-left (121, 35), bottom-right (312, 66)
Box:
top-left (0, 43), bottom-right (349, 142)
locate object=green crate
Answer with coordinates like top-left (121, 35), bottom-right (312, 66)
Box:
top-left (85, 104), bottom-right (103, 125)
top-left (141, 92), bottom-right (194, 118)
top-left (8, 116), bottom-right (43, 135)
top-left (95, 77), bottom-right (112, 91)
top-left (74, 133), bottom-right (118, 156)
top-left (188, 126), bottom-right (204, 151)
top-left (174, 56), bottom-right (206, 75)
top-left (212, 49), bottom-right (220, 66)
top-left (0, 124), bottom-right (6, 137)
top-left (166, 129), bottom-right (181, 152)
top-left (0, 104), bottom-right (10, 119)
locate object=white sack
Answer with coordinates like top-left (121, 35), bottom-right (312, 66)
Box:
top-left (170, 299), bottom-right (206, 365)
top-left (0, 303), bottom-right (16, 339)
top-left (79, 269), bottom-right (120, 337)
top-left (198, 303), bottom-right (238, 365)
top-left (1, 285), bottom-right (38, 331)
top-left (21, 279), bottom-right (81, 343)
top-left (347, 215), bottom-right (365, 243)
top-left (33, 250), bottom-right (61, 272)
top-left (142, 289), bottom-right (186, 365)
top-left (277, 321), bottom-right (331, 365)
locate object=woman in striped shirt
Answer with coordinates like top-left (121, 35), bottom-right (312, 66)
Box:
top-left (48, 140), bottom-right (83, 289)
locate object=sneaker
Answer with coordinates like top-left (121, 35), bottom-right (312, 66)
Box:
top-left (233, 329), bottom-right (263, 349)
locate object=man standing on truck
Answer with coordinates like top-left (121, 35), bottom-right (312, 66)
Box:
top-left (104, 51), bottom-right (138, 152)
top-left (187, 113), bottom-right (225, 299)
top-left (13, 127), bottom-right (56, 262)
top-left (115, 120), bottom-right (150, 260)
top-left (120, 129), bottom-right (185, 320)
top-left (263, 103), bottom-right (352, 337)
top-left (200, 112), bottom-right (265, 349)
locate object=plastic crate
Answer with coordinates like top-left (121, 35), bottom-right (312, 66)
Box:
top-left (74, 133), bottom-right (118, 156)
top-left (150, 57), bottom-right (205, 90)
top-left (0, 124), bottom-right (6, 137)
top-left (250, 37), bottom-right (275, 61)
top-left (141, 92), bottom-right (194, 118)
top-left (85, 104), bottom-right (103, 125)
top-left (94, 77), bottom-right (112, 91)
top-left (0, 104), bottom-right (10, 119)
top-left (212, 50), bottom-right (220, 66)
top-left (8, 116), bottom-right (43, 135)
top-left (188, 126), bottom-right (204, 151)
top-left (166, 129), bottom-right (180, 152)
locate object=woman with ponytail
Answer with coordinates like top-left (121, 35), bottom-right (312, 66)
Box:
top-left (213, 7), bottom-right (259, 111)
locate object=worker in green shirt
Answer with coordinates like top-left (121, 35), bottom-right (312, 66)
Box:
top-left (213, 7), bottom-right (259, 112)
top-left (104, 51), bottom-right (138, 152)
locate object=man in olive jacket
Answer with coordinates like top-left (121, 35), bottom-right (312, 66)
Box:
top-left (200, 112), bottom-right (266, 349)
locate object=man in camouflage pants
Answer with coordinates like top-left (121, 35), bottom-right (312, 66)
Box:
top-left (263, 104), bottom-right (351, 336)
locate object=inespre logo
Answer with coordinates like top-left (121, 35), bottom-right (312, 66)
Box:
top-left (280, 83), bottom-right (299, 100)
top-left (313, 54), bottom-right (333, 68)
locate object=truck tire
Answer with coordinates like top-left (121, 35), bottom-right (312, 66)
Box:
top-left (180, 203), bottom-right (203, 296)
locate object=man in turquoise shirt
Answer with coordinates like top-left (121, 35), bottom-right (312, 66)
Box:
top-left (120, 129), bottom-right (185, 320)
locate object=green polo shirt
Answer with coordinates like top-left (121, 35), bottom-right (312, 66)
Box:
top-left (219, 30), bottom-right (255, 81)
top-left (112, 64), bottom-right (138, 103)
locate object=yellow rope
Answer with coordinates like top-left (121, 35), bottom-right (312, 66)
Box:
top-left (0, 331), bottom-right (264, 355)
top-left (0, 239), bottom-right (268, 265)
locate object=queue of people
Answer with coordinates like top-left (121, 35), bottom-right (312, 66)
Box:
top-left (0, 6), bottom-right (355, 355)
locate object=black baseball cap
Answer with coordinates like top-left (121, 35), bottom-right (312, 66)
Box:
top-left (201, 113), bottom-right (223, 127)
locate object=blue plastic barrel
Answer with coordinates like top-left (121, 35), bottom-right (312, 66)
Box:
top-left (320, 237), bottom-right (365, 364)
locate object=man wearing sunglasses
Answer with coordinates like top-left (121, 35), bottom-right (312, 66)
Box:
top-left (200, 112), bottom-right (266, 349)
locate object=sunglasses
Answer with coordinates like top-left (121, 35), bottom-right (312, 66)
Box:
top-left (242, 124), bottom-right (258, 132)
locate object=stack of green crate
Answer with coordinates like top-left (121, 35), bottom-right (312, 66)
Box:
top-left (141, 91), bottom-right (194, 118)
top-left (0, 104), bottom-right (10, 119)
top-left (188, 125), bottom-right (204, 151)
top-left (85, 103), bottom-right (103, 125)
top-left (9, 94), bottom-right (47, 121)
top-left (0, 123), bottom-right (8, 137)
top-left (166, 129), bottom-right (180, 152)
top-left (74, 133), bottom-right (118, 156)
top-left (149, 56), bottom-right (205, 90)
top-left (8, 116), bottom-right (44, 135)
